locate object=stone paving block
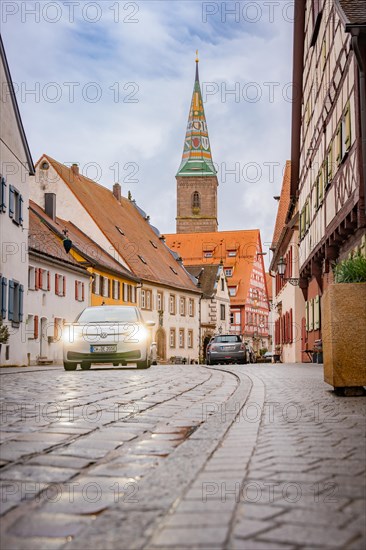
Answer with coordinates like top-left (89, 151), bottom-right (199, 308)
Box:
top-left (161, 511), bottom-right (233, 528)
top-left (150, 526), bottom-right (229, 547)
top-left (27, 454), bottom-right (92, 469)
top-left (256, 518), bottom-right (356, 547)
top-left (7, 512), bottom-right (93, 538)
top-left (0, 535), bottom-right (68, 550)
top-left (0, 464), bottom-right (76, 483)
top-left (232, 518), bottom-right (276, 539)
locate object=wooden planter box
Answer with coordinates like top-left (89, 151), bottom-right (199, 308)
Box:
top-left (323, 283), bottom-right (366, 390)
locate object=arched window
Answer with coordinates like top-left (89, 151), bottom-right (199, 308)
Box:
top-left (192, 191), bottom-right (200, 210)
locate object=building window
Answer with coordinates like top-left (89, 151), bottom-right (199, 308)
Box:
top-left (179, 328), bottom-right (185, 348)
top-left (192, 191), bottom-right (200, 211)
top-left (146, 290), bottom-right (152, 310)
top-left (227, 250), bottom-right (237, 257)
top-left (188, 330), bottom-right (193, 349)
top-left (9, 186), bottom-right (23, 226)
top-left (141, 289), bottom-right (146, 309)
top-left (170, 328), bottom-right (176, 348)
top-left (224, 268), bottom-right (233, 277)
top-left (123, 283), bottom-right (128, 302)
top-left (8, 280), bottom-right (24, 325)
top-left (157, 291), bottom-right (163, 312)
top-left (169, 294), bottom-right (176, 315)
top-left (75, 281), bottom-right (85, 302)
top-left (220, 304), bottom-right (226, 321)
top-left (55, 274), bottom-right (66, 297)
top-left (92, 274), bottom-right (100, 295)
top-left (230, 312), bottom-right (234, 324)
top-left (131, 285), bottom-right (136, 304)
top-left (100, 276), bottom-right (110, 298)
top-left (189, 298), bottom-right (194, 317)
top-left (228, 287), bottom-right (236, 297)
top-left (1, 177), bottom-right (7, 212)
top-left (204, 252), bottom-right (213, 258)
top-left (180, 297), bottom-right (186, 316)
top-left (28, 266), bottom-right (36, 290)
top-left (0, 276), bottom-right (8, 319)
top-left (113, 280), bottom-right (120, 300)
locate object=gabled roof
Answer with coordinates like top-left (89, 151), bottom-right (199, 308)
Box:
top-left (29, 210), bottom-right (88, 275)
top-left (30, 201), bottom-right (139, 282)
top-left (165, 230), bottom-right (262, 306)
top-left (38, 155), bottom-right (199, 293)
top-left (271, 161), bottom-right (291, 251)
top-left (185, 264), bottom-right (221, 298)
top-left (0, 36), bottom-right (35, 175)
top-left (176, 58), bottom-right (216, 177)
top-left (335, 0), bottom-right (366, 26)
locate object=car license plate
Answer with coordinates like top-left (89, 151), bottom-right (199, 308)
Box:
top-left (90, 345), bottom-right (117, 353)
top-left (221, 346), bottom-right (235, 351)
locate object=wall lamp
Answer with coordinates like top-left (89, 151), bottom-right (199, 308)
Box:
top-left (277, 256), bottom-right (300, 286)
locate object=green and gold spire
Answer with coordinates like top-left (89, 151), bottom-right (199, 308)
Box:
top-left (177, 52), bottom-right (216, 177)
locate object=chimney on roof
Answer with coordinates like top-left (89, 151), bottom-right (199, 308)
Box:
top-left (71, 163), bottom-right (79, 175)
top-left (44, 193), bottom-right (56, 221)
top-left (113, 183), bottom-right (121, 201)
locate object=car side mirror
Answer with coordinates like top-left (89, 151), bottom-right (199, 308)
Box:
top-left (146, 320), bottom-right (155, 327)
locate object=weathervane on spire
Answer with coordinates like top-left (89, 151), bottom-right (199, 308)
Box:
top-left (195, 49), bottom-right (199, 63)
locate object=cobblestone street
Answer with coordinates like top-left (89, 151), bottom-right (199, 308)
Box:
top-left (0, 364), bottom-right (365, 549)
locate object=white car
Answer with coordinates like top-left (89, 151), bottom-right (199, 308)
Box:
top-left (63, 306), bottom-right (155, 371)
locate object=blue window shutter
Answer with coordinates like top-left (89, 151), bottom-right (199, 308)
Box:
top-left (9, 186), bottom-right (14, 218)
top-left (1, 178), bottom-right (6, 212)
top-left (1, 277), bottom-right (7, 318)
top-left (19, 284), bottom-right (24, 322)
top-left (8, 280), bottom-right (14, 321)
top-left (19, 195), bottom-right (23, 225)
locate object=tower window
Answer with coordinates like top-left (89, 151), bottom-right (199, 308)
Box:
top-left (192, 191), bottom-right (201, 211)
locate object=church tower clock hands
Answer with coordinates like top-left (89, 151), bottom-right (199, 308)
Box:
top-left (176, 52), bottom-right (219, 233)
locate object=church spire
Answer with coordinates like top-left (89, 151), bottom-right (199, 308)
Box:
top-left (177, 54), bottom-right (216, 177)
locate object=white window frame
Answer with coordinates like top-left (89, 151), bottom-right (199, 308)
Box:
top-left (179, 328), bottom-right (184, 348)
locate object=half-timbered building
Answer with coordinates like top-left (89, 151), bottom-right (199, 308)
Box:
top-left (289, 0), bottom-right (366, 353)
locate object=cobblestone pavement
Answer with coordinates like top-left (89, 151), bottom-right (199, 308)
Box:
top-left (0, 363), bottom-right (365, 549)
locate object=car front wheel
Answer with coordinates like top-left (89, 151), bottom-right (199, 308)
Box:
top-left (81, 362), bottom-right (91, 370)
top-left (64, 362), bottom-right (77, 371)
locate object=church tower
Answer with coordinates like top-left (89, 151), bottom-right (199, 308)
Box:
top-left (176, 54), bottom-right (218, 233)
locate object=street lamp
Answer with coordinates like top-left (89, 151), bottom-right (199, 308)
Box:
top-left (277, 256), bottom-right (300, 286)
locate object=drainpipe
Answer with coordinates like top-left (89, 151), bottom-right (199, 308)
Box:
top-left (198, 294), bottom-right (202, 364)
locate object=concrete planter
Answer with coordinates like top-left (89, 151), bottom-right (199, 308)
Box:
top-left (323, 283), bottom-right (366, 391)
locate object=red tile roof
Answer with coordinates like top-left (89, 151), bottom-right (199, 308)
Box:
top-left (271, 161), bottom-right (291, 250)
top-left (165, 230), bottom-right (262, 306)
top-left (38, 155), bottom-right (199, 293)
top-left (336, 0), bottom-right (366, 25)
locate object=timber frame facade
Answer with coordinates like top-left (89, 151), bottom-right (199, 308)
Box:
top-left (290, 0), bottom-right (366, 355)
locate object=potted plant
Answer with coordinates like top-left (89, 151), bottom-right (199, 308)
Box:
top-left (0, 318), bottom-right (9, 345)
top-left (323, 253), bottom-right (366, 395)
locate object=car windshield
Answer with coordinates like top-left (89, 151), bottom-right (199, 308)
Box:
top-left (214, 335), bottom-right (241, 343)
top-left (75, 307), bottom-right (139, 324)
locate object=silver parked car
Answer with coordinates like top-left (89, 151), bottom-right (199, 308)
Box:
top-left (63, 306), bottom-right (155, 371)
top-left (206, 334), bottom-right (248, 365)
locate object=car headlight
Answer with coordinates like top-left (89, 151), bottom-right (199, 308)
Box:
top-left (62, 325), bottom-right (84, 343)
top-left (136, 326), bottom-right (148, 343)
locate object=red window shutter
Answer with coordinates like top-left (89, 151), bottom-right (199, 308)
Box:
top-left (47, 271), bottom-right (50, 291)
top-left (82, 283), bottom-right (85, 302)
top-left (35, 268), bottom-right (39, 290)
top-left (39, 268), bottom-right (43, 290)
top-left (75, 280), bottom-right (78, 300)
top-left (117, 281), bottom-right (121, 301)
top-left (108, 279), bottom-right (111, 298)
top-left (63, 276), bottom-right (66, 296)
top-left (34, 315), bottom-right (39, 339)
top-left (55, 274), bottom-right (59, 295)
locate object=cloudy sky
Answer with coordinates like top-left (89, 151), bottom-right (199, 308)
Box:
top-left (2, 0), bottom-right (294, 266)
